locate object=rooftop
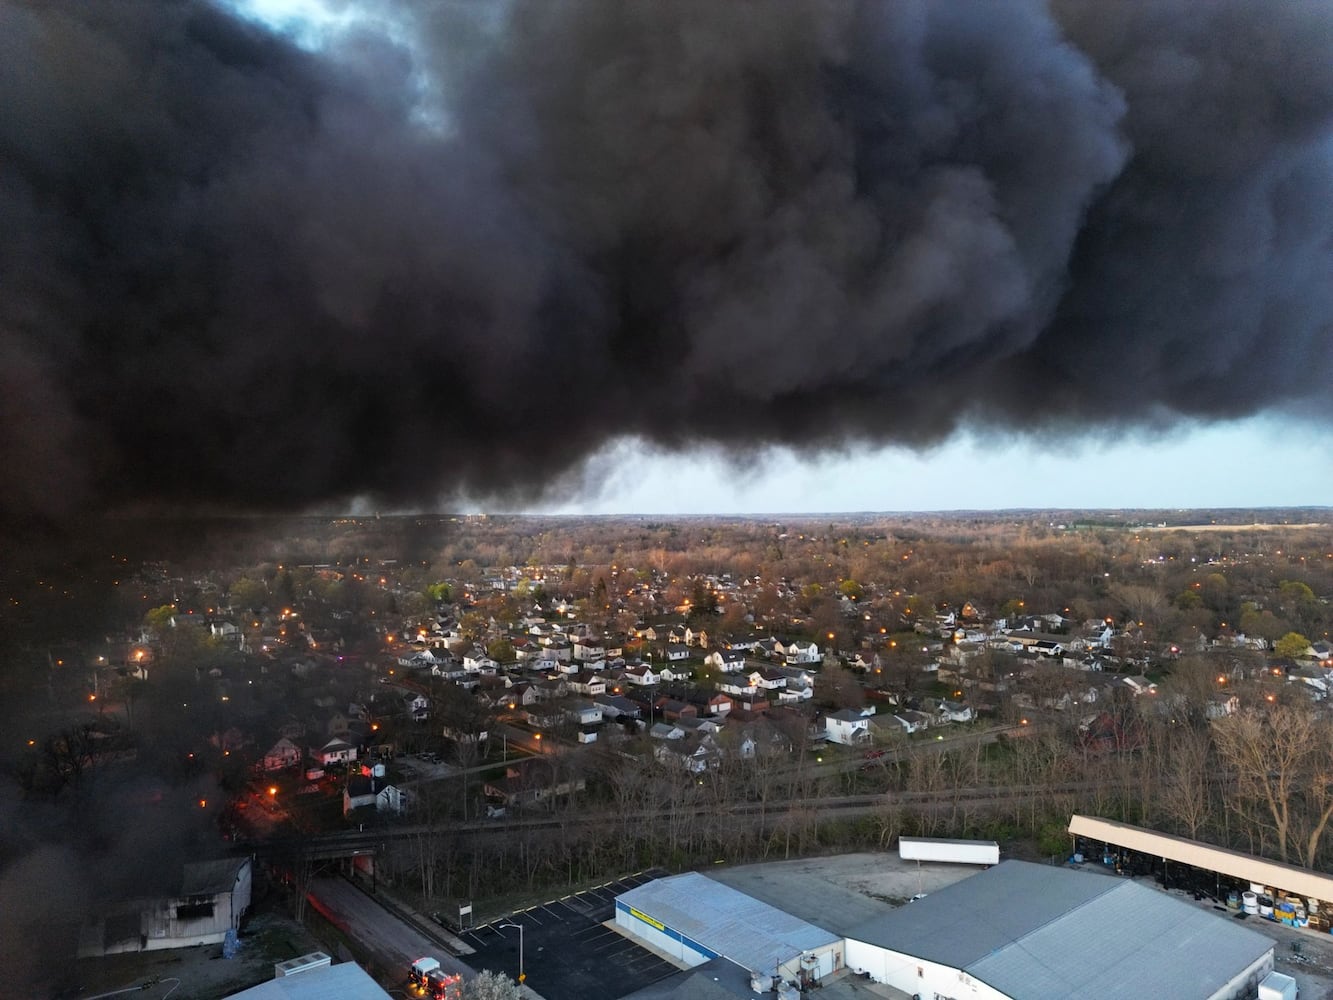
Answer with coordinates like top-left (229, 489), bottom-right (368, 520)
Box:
top-left (618, 872), bottom-right (839, 976)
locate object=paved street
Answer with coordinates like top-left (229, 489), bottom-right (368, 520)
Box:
top-left (306, 876), bottom-right (473, 987)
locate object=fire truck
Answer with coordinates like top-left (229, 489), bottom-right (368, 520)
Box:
top-left (409, 958), bottom-right (463, 999)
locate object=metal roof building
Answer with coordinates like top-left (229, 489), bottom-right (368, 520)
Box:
top-left (616, 872), bottom-right (843, 984)
top-left (1070, 813), bottom-right (1333, 904)
top-left (844, 860), bottom-right (1275, 1000)
top-left (224, 962), bottom-right (392, 999)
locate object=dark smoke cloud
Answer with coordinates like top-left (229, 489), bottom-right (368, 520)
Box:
top-left (1, 0), bottom-right (1330, 529)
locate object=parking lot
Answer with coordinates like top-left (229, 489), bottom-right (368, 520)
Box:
top-left (463, 870), bottom-right (678, 1000)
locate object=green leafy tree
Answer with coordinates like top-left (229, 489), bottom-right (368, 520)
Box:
top-left (228, 576), bottom-right (268, 612)
top-left (144, 604), bottom-right (176, 633)
top-left (1275, 632), bottom-right (1312, 660)
top-left (426, 581), bottom-right (454, 604)
top-left (838, 579), bottom-right (865, 601)
top-left (486, 637), bottom-right (516, 663)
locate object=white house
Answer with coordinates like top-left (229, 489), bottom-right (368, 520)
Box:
top-left (704, 649), bottom-right (747, 673)
top-left (935, 700), bottom-right (974, 724)
top-left (312, 738), bottom-right (358, 765)
top-left (785, 640), bottom-right (820, 665)
top-left (825, 708), bottom-right (873, 745)
top-left (463, 650), bottom-right (498, 673)
top-left (624, 664), bottom-right (660, 686)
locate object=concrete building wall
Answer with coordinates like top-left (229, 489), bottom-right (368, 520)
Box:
top-left (1209, 949), bottom-right (1273, 1000)
top-left (844, 940), bottom-right (1009, 1000)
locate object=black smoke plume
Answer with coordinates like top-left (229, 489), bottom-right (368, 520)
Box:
top-left (2, 0), bottom-right (1331, 529)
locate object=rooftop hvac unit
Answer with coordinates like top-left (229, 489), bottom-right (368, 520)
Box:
top-left (274, 951), bottom-right (332, 978)
top-left (776, 985), bottom-right (800, 1000)
top-left (749, 972), bottom-right (773, 992)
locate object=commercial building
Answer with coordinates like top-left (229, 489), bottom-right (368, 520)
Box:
top-left (79, 857), bottom-right (252, 957)
top-left (615, 872), bottom-right (843, 986)
top-left (224, 960), bottom-right (391, 999)
top-left (843, 860), bottom-right (1274, 1000)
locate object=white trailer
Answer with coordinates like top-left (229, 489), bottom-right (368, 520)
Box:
top-left (1258, 971), bottom-right (1298, 1000)
top-left (898, 836), bottom-right (999, 866)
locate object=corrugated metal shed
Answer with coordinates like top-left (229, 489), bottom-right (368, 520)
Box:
top-left (223, 962), bottom-right (392, 999)
top-left (967, 877), bottom-right (1273, 999)
top-left (1070, 813), bottom-right (1333, 901)
top-left (846, 860), bottom-right (1115, 966)
top-left (618, 872), bottom-right (839, 974)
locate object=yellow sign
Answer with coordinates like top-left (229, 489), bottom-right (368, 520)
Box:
top-left (629, 907), bottom-right (665, 932)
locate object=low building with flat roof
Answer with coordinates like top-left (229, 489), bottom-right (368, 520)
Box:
top-left (616, 872), bottom-right (843, 985)
top-left (844, 860), bottom-right (1274, 1000)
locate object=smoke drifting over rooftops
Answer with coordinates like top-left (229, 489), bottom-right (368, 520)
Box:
top-left (1, 0), bottom-right (1331, 528)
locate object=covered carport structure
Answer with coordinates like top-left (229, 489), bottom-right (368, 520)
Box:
top-left (1069, 814), bottom-right (1333, 918)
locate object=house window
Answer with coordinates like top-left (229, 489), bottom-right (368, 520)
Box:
top-left (176, 901), bottom-right (215, 920)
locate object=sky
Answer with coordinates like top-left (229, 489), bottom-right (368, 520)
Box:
top-left (506, 418), bottom-right (1333, 516)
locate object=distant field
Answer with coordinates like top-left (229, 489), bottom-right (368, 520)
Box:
top-left (1144, 522), bottom-right (1330, 532)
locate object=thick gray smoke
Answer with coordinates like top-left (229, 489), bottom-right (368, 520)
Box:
top-left (1, 0), bottom-right (1330, 529)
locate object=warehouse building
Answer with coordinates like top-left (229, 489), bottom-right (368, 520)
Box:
top-left (615, 872), bottom-right (844, 986)
top-left (843, 860), bottom-right (1275, 1000)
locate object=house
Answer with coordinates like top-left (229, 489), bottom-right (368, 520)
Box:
top-left (403, 692), bottom-right (431, 721)
top-left (376, 782), bottom-right (412, 815)
top-left (752, 669), bottom-right (788, 691)
top-left (343, 774), bottom-right (390, 816)
top-left (664, 644), bottom-right (692, 662)
top-left (894, 709), bottom-right (932, 733)
top-left (825, 708), bottom-right (873, 745)
top-left (851, 651), bottom-right (882, 672)
top-left (651, 721), bottom-right (686, 740)
top-left (594, 694), bottom-right (641, 720)
top-left (657, 664), bottom-right (692, 684)
top-left (398, 648), bottom-right (443, 669)
top-left (567, 671), bottom-right (607, 696)
top-left (656, 698), bottom-right (697, 721)
top-left (484, 759), bottom-right (585, 807)
top-left (624, 664), bottom-right (660, 687)
top-left (684, 626), bottom-right (709, 648)
top-left (573, 638), bottom-right (605, 662)
top-left (463, 650), bottom-right (499, 674)
top-left (784, 640), bottom-right (820, 665)
top-left (719, 677), bottom-right (759, 698)
top-left (726, 718), bottom-right (794, 758)
top-left (311, 738), bottom-right (358, 766)
top-left (654, 733), bottom-right (721, 773)
top-left (1119, 675), bottom-right (1157, 697)
top-left (704, 649), bottom-right (747, 673)
top-left (935, 700), bottom-right (974, 724)
top-left (208, 620), bottom-right (241, 643)
top-left (262, 737), bottom-right (302, 772)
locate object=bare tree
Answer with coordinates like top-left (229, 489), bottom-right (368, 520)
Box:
top-left (1212, 706), bottom-right (1333, 866)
